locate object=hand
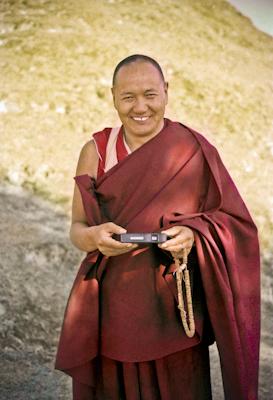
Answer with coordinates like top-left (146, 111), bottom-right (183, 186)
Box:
top-left (158, 226), bottom-right (194, 259)
top-left (91, 222), bottom-right (138, 257)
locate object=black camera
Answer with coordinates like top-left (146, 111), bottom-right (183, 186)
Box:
top-left (113, 232), bottom-right (169, 244)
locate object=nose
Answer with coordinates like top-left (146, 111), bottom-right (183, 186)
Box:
top-left (133, 97), bottom-right (148, 114)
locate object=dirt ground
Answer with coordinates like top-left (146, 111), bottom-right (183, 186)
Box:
top-left (0, 184), bottom-right (272, 399)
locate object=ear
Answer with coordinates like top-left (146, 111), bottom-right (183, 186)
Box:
top-left (164, 81), bottom-right (169, 104)
top-left (111, 87), bottom-right (117, 109)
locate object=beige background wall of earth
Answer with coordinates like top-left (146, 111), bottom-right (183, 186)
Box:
top-left (1, 0), bottom-right (272, 399)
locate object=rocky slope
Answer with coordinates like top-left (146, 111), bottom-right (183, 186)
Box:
top-left (0, 185), bottom-right (78, 399)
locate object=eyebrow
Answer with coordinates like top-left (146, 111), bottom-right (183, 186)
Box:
top-left (144, 89), bottom-right (158, 93)
top-left (120, 91), bottom-right (134, 96)
top-left (120, 88), bottom-right (158, 96)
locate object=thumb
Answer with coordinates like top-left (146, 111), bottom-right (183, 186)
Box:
top-left (162, 226), bottom-right (181, 237)
top-left (107, 222), bottom-right (127, 234)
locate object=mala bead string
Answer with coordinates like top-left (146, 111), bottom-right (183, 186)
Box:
top-left (174, 248), bottom-right (195, 338)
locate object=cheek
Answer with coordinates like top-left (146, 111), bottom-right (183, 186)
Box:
top-left (116, 102), bottom-right (132, 116)
top-left (153, 100), bottom-right (166, 113)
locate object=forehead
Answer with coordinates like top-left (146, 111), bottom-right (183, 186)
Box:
top-left (114, 61), bottom-right (164, 92)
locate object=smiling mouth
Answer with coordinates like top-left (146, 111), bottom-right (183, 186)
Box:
top-left (132, 116), bottom-right (150, 122)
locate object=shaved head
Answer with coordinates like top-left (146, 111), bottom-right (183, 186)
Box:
top-left (112, 54), bottom-right (165, 87)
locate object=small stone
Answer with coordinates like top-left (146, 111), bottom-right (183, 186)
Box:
top-left (0, 303), bottom-right (6, 316)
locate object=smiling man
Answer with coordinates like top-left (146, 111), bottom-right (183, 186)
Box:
top-left (111, 59), bottom-right (168, 150)
top-left (55, 55), bottom-right (260, 400)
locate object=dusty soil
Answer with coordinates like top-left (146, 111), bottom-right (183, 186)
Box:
top-left (0, 184), bottom-right (77, 399)
top-left (0, 184), bottom-right (272, 399)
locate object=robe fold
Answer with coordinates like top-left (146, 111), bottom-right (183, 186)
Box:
top-left (55, 119), bottom-right (260, 400)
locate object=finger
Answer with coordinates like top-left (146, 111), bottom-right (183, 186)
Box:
top-left (162, 226), bottom-right (194, 242)
top-left (160, 234), bottom-right (192, 249)
top-left (105, 222), bottom-right (127, 235)
top-left (162, 226), bottom-right (182, 237)
top-left (164, 238), bottom-right (194, 251)
top-left (102, 236), bottom-right (135, 249)
top-left (160, 233), bottom-right (193, 249)
top-left (116, 245), bottom-right (138, 255)
top-left (159, 236), bottom-right (182, 248)
top-left (103, 244), bottom-right (138, 257)
top-left (164, 244), bottom-right (187, 253)
top-left (171, 249), bottom-right (191, 259)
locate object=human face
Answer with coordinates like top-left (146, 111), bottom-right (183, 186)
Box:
top-left (112, 61), bottom-right (168, 144)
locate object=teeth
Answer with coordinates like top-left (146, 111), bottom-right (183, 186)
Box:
top-left (133, 116), bottom-right (149, 121)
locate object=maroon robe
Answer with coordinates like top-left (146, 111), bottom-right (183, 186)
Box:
top-left (55, 119), bottom-right (260, 399)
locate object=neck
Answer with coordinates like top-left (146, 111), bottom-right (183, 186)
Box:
top-left (123, 119), bottom-right (165, 152)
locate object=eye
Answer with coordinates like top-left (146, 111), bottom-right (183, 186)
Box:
top-left (146, 93), bottom-right (156, 98)
top-left (123, 96), bottom-right (134, 101)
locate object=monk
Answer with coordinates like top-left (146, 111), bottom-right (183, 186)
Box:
top-left (55, 55), bottom-right (260, 400)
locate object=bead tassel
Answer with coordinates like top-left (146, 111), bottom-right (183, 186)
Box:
top-left (174, 249), bottom-right (195, 338)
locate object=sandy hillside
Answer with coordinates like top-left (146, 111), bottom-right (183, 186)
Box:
top-left (1, 0), bottom-right (273, 248)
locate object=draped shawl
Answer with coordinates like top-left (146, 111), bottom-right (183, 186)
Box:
top-left (55, 119), bottom-right (260, 400)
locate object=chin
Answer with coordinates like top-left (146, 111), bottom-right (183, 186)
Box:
top-left (132, 127), bottom-right (156, 137)
top-left (130, 121), bottom-right (162, 136)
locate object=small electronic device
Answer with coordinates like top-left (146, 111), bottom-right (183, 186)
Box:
top-left (113, 232), bottom-right (169, 244)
